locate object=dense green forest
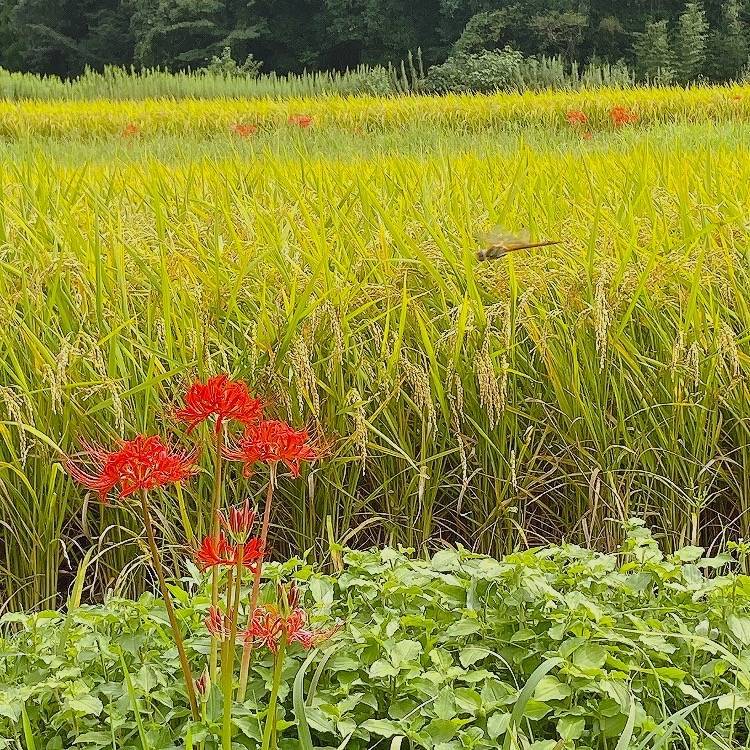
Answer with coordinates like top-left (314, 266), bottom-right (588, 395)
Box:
top-left (0, 0), bottom-right (748, 81)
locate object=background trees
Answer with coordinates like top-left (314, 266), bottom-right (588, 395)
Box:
top-left (0, 0), bottom-right (747, 80)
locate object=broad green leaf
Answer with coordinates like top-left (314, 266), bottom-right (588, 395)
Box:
top-left (431, 550), bottom-right (459, 572)
top-left (572, 643), bottom-right (607, 670)
top-left (444, 620), bottom-right (481, 637)
top-left (309, 578), bottom-right (334, 606)
top-left (534, 676), bottom-right (571, 702)
top-left (717, 693), bottom-right (750, 711)
top-left (426, 718), bottom-right (459, 743)
top-left (362, 719), bottom-right (402, 738)
top-left (370, 660), bottom-right (399, 678)
top-left (459, 647), bottom-right (490, 668)
top-left (65, 695), bottom-right (103, 717)
top-left (673, 546), bottom-right (704, 562)
top-left (557, 716), bottom-right (585, 740)
top-left (454, 688), bottom-right (482, 714)
top-left (390, 639), bottom-right (422, 668)
top-left (487, 711), bottom-right (510, 739)
top-left (72, 733), bottom-right (113, 746)
top-left (434, 687), bottom-right (456, 720)
top-left (728, 615), bottom-right (750, 646)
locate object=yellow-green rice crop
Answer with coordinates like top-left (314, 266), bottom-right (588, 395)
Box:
top-left (0, 85), bottom-right (749, 139)
top-left (1, 92), bottom-right (750, 612)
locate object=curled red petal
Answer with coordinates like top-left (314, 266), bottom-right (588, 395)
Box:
top-left (176, 374), bottom-right (263, 432)
top-left (65, 435), bottom-right (197, 502)
top-left (223, 420), bottom-right (318, 476)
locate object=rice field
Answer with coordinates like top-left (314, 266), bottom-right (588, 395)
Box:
top-left (2, 86), bottom-right (750, 613)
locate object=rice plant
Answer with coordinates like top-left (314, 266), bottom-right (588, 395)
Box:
top-left (2, 92), bottom-right (750, 612)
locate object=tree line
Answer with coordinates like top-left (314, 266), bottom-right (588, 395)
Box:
top-left (0, 0), bottom-right (747, 83)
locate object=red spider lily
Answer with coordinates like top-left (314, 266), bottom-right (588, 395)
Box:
top-left (279, 581), bottom-right (301, 611)
top-left (223, 420), bottom-right (317, 477)
top-left (242, 605), bottom-right (341, 653)
top-left (565, 110), bottom-right (588, 126)
top-left (731, 94), bottom-right (743, 102)
top-left (122, 123), bottom-right (140, 137)
top-left (219, 498), bottom-right (257, 542)
top-left (289, 114), bottom-right (313, 128)
top-left (65, 435), bottom-right (198, 501)
top-left (582, 130), bottom-right (593, 140)
top-left (205, 605), bottom-right (232, 640)
top-left (610, 105), bottom-right (638, 127)
top-left (195, 533), bottom-right (235, 568)
top-left (244, 607), bottom-right (284, 651)
top-left (195, 669), bottom-right (210, 697)
top-left (195, 533), bottom-right (264, 570)
top-left (175, 374), bottom-right (263, 433)
top-left (232, 123), bottom-right (258, 137)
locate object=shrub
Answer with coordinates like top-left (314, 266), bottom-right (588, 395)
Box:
top-left (2, 522), bottom-right (750, 748)
top-left (205, 46), bottom-right (263, 79)
top-left (425, 48), bottom-right (526, 93)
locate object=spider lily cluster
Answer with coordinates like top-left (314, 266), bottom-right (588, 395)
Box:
top-left (65, 374), bottom-right (341, 750)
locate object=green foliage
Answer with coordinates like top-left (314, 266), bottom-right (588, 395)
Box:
top-left (675, 2), bottom-right (709, 83)
top-left (0, 0), bottom-right (744, 83)
top-left (425, 48), bottom-right (525, 93)
top-left (8, 0), bottom-right (133, 75)
top-left (529, 10), bottom-right (589, 61)
top-left (708, 0), bottom-right (749, 80)
top-left (206, 46), bottom-right (262, 79)
top-left (452, 10), bottom-right (514, 55)
top-left (424, 48), bottom-right (636, 92)
top-left (634, 20), bottom-right (675, 84)
top-left (126, 0), bottom-right (265, 69)
top-left (2, 524), bottom-right (750, 748)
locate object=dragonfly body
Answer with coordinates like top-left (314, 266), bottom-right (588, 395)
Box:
top-left (476, 227), bottom-right (560, 261)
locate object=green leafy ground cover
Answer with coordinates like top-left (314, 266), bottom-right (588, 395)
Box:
top-left (2, 521), bottom-right (749, 749)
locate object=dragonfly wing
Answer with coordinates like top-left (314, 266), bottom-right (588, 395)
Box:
top-left (478, 225), bottom-right (516, 247)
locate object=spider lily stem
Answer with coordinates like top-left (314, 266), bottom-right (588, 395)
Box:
top-left (209, 426), bottom-right (224, 684)
top-left (138, 489), bottom-right (199, 721)
top-left (261, 634), bottom-right (287, 750)
top-left (220, 563), bottom-right (236, 750)
top-left (237, 464), bottom-right (276, 700)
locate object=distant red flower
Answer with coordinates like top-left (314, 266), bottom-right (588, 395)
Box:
top-left (195, 532), bottom-right (264, 570)
top-left (65, 435), bottom-right (198, 501)
top-left (205, 605), bottom-right (231, 640)
top-left (219, 498), bottom-right (256, 542)
top-left (731, 94), bottom-right (743, 102)
top-left (122, 123), bottom-right (140, 138)
top-left (566, 110), bottom-right (588, 126)
top-left (610, 105), bottom-right (638, 127)
top-left (289, 114), bottom-right (313, 128)
top-left (223, 420), bottom-right (317, 477)
top-left (175, 374), bottom-right (263, 433)
top-left (232, 123), bottom-right (258, 137)
top-left (242, 605), bottom-right (341, 653)
top-left (582, 130), bottom-right (593, 140)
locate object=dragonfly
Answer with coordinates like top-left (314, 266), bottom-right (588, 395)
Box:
top-left (476, 226), bottom-right (560, 261)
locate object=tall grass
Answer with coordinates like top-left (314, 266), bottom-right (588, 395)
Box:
top-left (0, 64), bottom-right (395, 101)
top-left (0, 57), bottom-right (637, 101)
top-left (2, 95), bottom-right (750, 612)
